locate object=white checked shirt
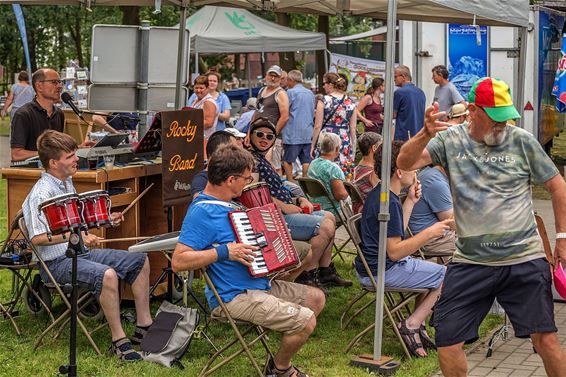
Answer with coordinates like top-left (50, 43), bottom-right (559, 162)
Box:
top-left (22, 172), bottom-right (76, 261)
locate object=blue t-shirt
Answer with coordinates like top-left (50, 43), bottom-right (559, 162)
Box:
top-left (355, 185), bottom-right (404, 278)
top-left (408, 166), bottom-right (452, 234)
top-left (178, 193), bottom-right (270, 309)
top-left (190, 170), bottom-right (208, 196)
top-left (393, 83), bottom-right (426, 141)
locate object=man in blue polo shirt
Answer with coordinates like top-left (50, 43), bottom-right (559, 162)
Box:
top-left (393, 65), bottom-right (426, 141)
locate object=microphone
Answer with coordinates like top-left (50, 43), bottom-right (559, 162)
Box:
top-left (61, 92), bottom-right (83, 117)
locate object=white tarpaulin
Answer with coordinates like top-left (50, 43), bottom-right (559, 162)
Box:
top-left (329, 53), bottom-right (386, 101)
top-left (184, 5), bottom-right (327, 54)
top-left (191, 0), bottom-right (529, 27)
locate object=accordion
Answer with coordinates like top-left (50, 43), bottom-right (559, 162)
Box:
top-left (229, 203), bottom-right (300, 278)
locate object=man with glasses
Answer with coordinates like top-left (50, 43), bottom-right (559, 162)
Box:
top-left (249, 118), bottom-right (352, 289)
top-left (393, 65), bottom-right (426, 142)
top-left (10, 68), bottom-right (65, 162)
top-left (172, 145), bottom-right (325, 377)
top-left (397, 77), bottom-right (566, 376)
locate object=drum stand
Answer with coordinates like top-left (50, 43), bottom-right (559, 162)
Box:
top-left (59, 228), bottom-right (85, 377)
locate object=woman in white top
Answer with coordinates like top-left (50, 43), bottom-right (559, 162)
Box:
top-left (189, 75), bottom-right (218, 139)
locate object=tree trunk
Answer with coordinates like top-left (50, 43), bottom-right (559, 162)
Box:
top-left (121, 6), bottom-right (140, 26)
top-left (74, 16), bottom-right (83, 67)
top-left (275, 13), bottom-right (296, 71)
top-left (317, 15), bottom-right (329, 94)
top-left (57, 24), bottom-right (66, 69)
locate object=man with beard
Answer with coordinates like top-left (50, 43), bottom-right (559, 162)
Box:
top-left (397, 77), bottom-right (566, 377)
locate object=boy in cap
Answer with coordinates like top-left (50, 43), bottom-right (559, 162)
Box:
top-left (397, 77), bottom-right (566, 376)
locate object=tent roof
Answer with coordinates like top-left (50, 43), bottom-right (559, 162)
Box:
top-left (191, 0), bottom-right (529, 27)
top-left (185, 5), bottom-right (327, 53)
top-left (0, 0), bottom-right (183, 5)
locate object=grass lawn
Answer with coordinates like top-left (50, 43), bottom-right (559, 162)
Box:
top-left (0, 175), bottom-right (503, 377)
top-left (0, 117), bottom-right (9, 137)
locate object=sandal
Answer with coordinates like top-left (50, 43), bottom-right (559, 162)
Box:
top-left (266, 358), bottom-right (309, 377)
top-left (397, 320), bottom-right (426, 358)
top-left (419, 324), bottom-right (436, 351)
top-left (131, 325), bottom-right (150, 346)
top-left (111, 337), bottom-right (142, 362)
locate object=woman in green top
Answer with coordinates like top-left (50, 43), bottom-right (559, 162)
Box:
top-left (307, 132), bottom-right (349, 215)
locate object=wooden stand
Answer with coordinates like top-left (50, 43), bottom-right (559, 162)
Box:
top-left (350, 354), bottom-right (400, 375)
top-left (0, 162), bottom-right (188, 299)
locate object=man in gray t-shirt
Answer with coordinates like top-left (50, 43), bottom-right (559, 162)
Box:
top-left (432, 65), bottom-right (464, 117)
top-left (398, 77), bottom-right (566, 376)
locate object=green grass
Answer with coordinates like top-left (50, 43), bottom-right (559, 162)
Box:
top-left (0, 117), bottom-right (9, 137)
top-left (0, 180), bottom-right (503, 377)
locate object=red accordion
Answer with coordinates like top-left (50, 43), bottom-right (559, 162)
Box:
top-left (229, 203), bottom-right (300, 278)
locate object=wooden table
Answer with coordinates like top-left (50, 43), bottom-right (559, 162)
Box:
top-left (0, 162), bottom-right (188, 298)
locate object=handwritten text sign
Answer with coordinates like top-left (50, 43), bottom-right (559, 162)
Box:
top-left (161, 109), bottom-right (204, 207)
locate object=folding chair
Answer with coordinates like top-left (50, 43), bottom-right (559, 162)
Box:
top-left (296, 177), bottom-right (356, 260)
top-left (18, 217), bottom-right (103, 355)
top-left (406, 227), bottom-right (453, 265)
top-left (199, 269), bottom-right (274, 377)
top-left (340, 214), bottom-right (428, 359)
top-left (344, 181), bottom-right (365, 213)
top-left (0, 210), bottom-right (46, 335)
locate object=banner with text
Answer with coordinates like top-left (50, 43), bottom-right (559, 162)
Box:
top-left (329, 53), bottom-right (386, 101)
top-left (161, 109), bottom-right (204, 207)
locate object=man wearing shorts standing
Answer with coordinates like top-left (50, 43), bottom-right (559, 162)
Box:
top-left (172, 145), bottom-right (325, 377)
top-left (397, 77), bottom-right (566, 376)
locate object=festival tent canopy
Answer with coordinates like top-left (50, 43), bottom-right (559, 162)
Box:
top-left (184, 5), bottom-right (327, 54)
top-left (191, 0), bottom-right (529, 27)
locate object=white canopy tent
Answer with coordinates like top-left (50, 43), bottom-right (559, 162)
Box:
top-left (185, 5), bottom-right (326, 54)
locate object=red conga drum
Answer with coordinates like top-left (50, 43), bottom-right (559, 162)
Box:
top-left (38, 193), bottom-right (83, 235)
top-left (239, 182), bottom-right (272, 208)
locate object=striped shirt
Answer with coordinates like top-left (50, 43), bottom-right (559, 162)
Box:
top-left (22, 172), bottom-right (76, 261)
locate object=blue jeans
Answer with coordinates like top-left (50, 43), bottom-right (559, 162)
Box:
top-left (284, 211), bottom-right (325, 241)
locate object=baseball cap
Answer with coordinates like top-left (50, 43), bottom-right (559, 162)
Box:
top-left (250, 117), bottom-right (276, 134)
top-left (449, 103), bottom-right (469, 118)
top-left (267, 65), bottom-right (282, 76)
top-left (468, 77), bottom-right (521, 122)
top-left (223, 127), bottom-right (246, 138)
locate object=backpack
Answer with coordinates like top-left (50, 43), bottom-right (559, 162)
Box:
top-left (140, 301), bottom-right (199, 368)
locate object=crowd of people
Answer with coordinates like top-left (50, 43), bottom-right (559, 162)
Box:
top-left (7, 63), bottom-right (566, 377)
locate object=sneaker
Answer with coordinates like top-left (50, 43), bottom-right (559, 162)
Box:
top-left (111, 337), bottom-right (142, 362)
top-left (318, 263), bottom-right (353, 287)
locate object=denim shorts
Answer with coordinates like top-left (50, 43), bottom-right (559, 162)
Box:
top-left (283, 143), bottom-right (312, 164)
top-left (284, 211), bottom-right (325, 241)
top-left (356, 256), bottom-right (445, 290)
top-left (432, 259), bottom-right (557, 347)
top-left (41, 249), bottom-right (146, 299)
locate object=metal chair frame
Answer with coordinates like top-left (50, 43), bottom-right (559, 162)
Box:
top-left (340, 214), bottom-right (428, 358)
top-left (296, 176), bottom-right (356, 261)
top-left (18, 217), bottom-right (103, 355)
top-left (199, 269), bottom-right (274, 377)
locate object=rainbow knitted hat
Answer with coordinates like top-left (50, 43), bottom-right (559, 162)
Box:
top-left (468, 77), bottom-right (521, 122)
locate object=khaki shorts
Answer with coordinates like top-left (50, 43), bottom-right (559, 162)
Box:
top-left (212, 280), bottom-right (314, 335)
top-left (270, 138), bottom-right (284, 169)
top-left (422, 230), bottom-right (456, 256)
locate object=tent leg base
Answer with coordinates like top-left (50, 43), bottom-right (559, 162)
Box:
top-left (350, 354), bottom-right (401, 376)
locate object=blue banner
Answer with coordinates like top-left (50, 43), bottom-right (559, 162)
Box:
top-left (447, 24), bottom-right (488, 100)
top-left (12, 4), bottom-right (32, 76)
top-left (552, 34), bottom-right (566, 112)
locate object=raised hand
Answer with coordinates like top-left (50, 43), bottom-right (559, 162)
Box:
top-left (227, 242), bottom-right (259, 267)
top-left (424, 102), bottom-right (450, 138)
top-left (406, 178), bottom-right (422, 204)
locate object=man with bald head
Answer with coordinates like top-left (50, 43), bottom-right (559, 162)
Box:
top-left (393, 65), bottom-right (426, 141)
top-left (10, 68), bottom-right (65, 162)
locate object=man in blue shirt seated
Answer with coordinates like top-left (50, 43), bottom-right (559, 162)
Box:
top-left (356, 140), bottom-right (450, 358)
top-left (172, 145), bottom-right (325, 377)
top-left (408, 165), bottom-right (456, 256)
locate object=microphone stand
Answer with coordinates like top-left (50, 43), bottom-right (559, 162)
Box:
top-left (58, 227), bottom-right (86, 377)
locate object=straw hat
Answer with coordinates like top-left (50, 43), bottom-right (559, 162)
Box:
top-left (449, 103), bottom-right (469, 118)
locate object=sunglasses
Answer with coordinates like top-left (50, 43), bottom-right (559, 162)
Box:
top-left (253, 130), bottom-right (275, 141)
top-left (40, 79), bottom-right (63, 85)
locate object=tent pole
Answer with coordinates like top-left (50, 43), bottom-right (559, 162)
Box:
top-left (137, 20), bottom-right (150, 138)
top-left (374, 0), bottom-right (398, 361)
top-left (175, 1), bottom-right (188, 110)
top-left (247, 53), bottom-right (252, 100)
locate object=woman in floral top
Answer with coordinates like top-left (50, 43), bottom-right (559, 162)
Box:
top-left (311, 72), bottom-right (357, 178)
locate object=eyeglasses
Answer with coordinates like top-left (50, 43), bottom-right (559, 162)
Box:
top-left (252, 130), bottom-right (275, 141)
top-left (40, 79), bottom-right (63, 85)
top-left (234, 174), bottom-right (254, 184)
